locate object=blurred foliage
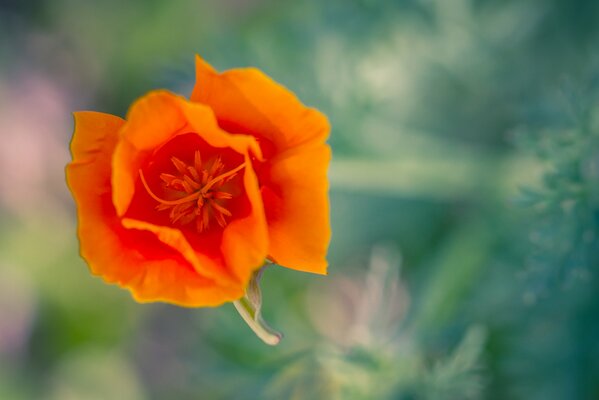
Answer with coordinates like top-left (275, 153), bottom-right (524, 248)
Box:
top-left (1, 0), bottom-right (599, 399)
top-left (514, 81), bottom-right (599, 293)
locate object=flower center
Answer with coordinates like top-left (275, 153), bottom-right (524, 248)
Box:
top-left (139, 150), bottom-right (244, 232)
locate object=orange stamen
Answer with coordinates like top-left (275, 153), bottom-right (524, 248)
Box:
top-left (211, 201), bottom-right (233, 217)
top-left (171, 156), bottom-right (188, 174)
top-left (139, 170), bottom-right (200, 206)
top-left (202, 162), bottom-right (245, 193)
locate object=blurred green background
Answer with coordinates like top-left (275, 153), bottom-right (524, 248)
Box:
top-left (1, 0), bottom-right (599, 399)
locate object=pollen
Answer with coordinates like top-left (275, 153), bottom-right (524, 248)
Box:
top-left (139, 150), bottom-right (244, 232)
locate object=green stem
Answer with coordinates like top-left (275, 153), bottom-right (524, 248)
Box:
top-left (233, 266), bottom-right (282, 346)
top-left (233, 297), bottom-right (282, 346)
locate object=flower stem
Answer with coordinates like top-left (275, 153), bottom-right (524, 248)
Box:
top-left (233, 297), bottom-right (282, 346)
top-left (233, 267), bottom-right (282, 346)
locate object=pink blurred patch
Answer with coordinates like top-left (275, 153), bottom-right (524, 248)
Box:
top-left (306, 246), bottom-right (410, 347)
top-left (0, 71), bottom-right (72, 218)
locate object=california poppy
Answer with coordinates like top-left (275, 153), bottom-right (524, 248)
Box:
top-left (66, 56), bottom-right (331, 323)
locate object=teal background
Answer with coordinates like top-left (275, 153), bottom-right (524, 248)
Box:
top-left (1, 0), bottom-right (599, 398)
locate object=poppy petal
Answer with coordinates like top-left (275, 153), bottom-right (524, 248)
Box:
top-left (121, 218), bottom-right (238, 286)
top-left (220, 153), bottom-right (269, 283)
top-left (262, 143), bottom-right (332, 274)
top-left (112, 90), bottom-right (187, 217)
top-left (191, 55), bottom-right (330, 153)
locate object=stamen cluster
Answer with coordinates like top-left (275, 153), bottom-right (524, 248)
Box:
top-left (140, 150), bottom-right (244, 232)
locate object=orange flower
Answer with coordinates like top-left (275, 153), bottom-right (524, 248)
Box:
top-left (66, 55), bottom-right (331, 307)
